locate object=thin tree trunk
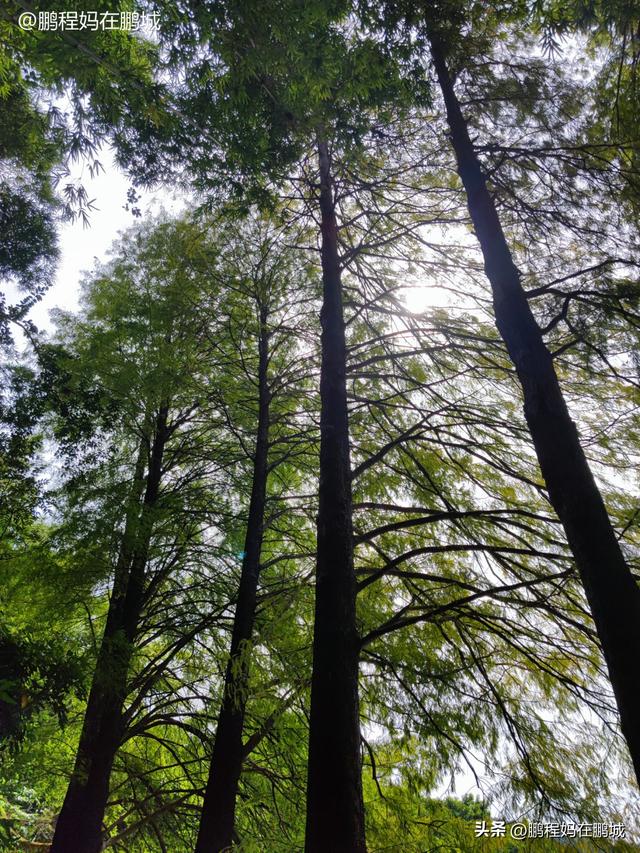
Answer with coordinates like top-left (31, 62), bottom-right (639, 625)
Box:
top-left (304, 136), bottom-right (367, 853)
top-left (51, 407), bottom-right (169, 853)
top-left (195, 306), bottom-right (271, 853)
top-left (427, 32), bottom-right (640, 785)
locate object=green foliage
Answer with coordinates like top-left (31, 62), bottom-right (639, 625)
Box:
top-left (0, 0), bottom-right (165, 342)
top-left (0, 626), bottom-right (83, 747)
top-left (2, 0), bottom-right (640, 849)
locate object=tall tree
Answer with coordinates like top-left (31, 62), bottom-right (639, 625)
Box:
top-left (195, 214), bottom-right (318, 852)
top-left (45, 219), bottom-right (222, 852)
top-left (331, 209), bottom-right (630, 822)
top-left (363, 0), bottom-right (640, 784)
top-left (30, 212), bottom-right (318, 852)
top-left (121, 5), bottom-right (424, 847)
top-left (303, 131), bottom-right (367, 853)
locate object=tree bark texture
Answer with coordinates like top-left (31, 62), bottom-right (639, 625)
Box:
top-left (195, 306), bottom-right (271, 853)
top-left (304, 137), bottom-right (367, 853)
top-left (50, 407), bottom-right (169, 853)
top-left (428, 32), bottom-right (640, 786)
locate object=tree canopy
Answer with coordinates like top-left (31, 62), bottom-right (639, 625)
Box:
top-left (1, 1), bottom-right (640, 851)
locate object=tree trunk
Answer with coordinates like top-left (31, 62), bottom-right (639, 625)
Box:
top-left (50, 407), bottom-right (168, 853)
top-left (195, 306), bottom-right (271, 853)
top-left (428, 32), bottom-right (640, 785)
top-left (304, 137), bottom-right (367, 853)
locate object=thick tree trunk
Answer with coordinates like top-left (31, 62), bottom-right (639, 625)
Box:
top-left (195, 307), bottom-right (271, 853)
top-left (428, 33), bottom-right (640, 785)
top-left (304, 137), bottom-right (367, 853)
top-left (50, 408), bottom-right (168, 853)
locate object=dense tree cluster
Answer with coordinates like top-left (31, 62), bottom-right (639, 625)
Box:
top-left (1, 1), bottom-right (640, 851)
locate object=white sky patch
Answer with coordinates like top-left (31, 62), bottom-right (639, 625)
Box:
top-left (31, 146), bottom-right (187, 332)
top-left (402, 278), bottom-right (454, 312)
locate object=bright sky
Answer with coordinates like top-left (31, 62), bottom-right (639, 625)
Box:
top-left (29, 145), bottom-right (454, 338)
top-left (30, 147), bottom-right (185, 332)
